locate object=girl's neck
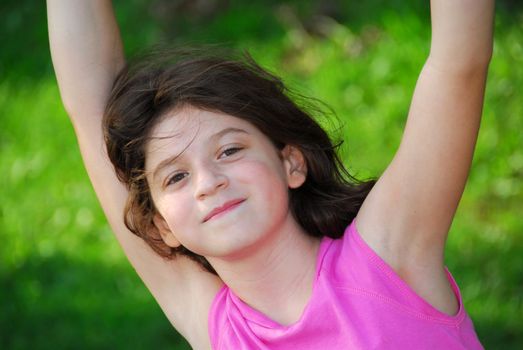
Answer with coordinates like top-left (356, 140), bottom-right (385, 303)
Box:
top-left (208, 220), bottom-right (321, 326)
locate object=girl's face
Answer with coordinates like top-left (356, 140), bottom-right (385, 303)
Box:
top-left (145, 106), bottom-right (306, 260)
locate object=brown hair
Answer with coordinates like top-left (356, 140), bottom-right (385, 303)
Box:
top-left (103, 47), bottom-right (376, 274)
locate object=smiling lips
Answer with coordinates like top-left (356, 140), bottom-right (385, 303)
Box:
top-left (203, 199), bottom-right (245, 222)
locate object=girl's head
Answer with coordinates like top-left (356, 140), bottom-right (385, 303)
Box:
top-left (103, 48), bottom-right (375, 273)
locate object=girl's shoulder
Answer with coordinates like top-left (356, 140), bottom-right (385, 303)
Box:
top-left (149, 256), bottom-right (223, 349)
top-left (350, 207), bottom-right (459, 317)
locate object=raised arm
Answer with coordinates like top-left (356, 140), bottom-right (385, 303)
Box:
top-left (355, 0), bottom-right (495, 312)
top-left (47, 1), bottom-right (221, 346)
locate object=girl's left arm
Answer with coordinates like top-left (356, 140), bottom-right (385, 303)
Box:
top-left (356, 0), bottom-right (495, 288)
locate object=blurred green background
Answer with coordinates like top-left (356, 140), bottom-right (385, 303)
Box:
top-left (1, 0), bottom-right (522, 349)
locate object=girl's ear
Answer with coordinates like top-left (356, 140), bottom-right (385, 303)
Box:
top-left (281, 145), bottom-right (307, 189)
top-left (153, 213), bottom-right (181, 248)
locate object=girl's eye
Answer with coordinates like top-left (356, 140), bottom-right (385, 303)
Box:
top-left (219, 147), bottom-right (243, 158)
top-left (166, 172), bottom-right (187, 186)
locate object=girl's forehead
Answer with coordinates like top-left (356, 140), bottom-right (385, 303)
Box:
top-left (151, 107), bottom-right (255, 140)
top-left (144, 107), bottom-right (268, 171)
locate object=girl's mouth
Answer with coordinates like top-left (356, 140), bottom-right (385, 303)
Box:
top-left (203, 198), bottom-right (246, 222)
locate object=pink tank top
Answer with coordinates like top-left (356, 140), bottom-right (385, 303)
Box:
top-left (209, 220), bottom-right (483, 349)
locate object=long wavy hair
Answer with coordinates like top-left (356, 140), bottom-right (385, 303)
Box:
top-left (103, 47), bottom-right (376, 274)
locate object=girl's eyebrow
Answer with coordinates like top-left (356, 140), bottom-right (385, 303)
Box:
top-left (152, 127), bottom-right (250, 180)
top-left (210, 127), bottom-right (249, 141)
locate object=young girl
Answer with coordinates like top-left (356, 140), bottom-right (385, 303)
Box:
top-left (48, 0), bottom-right (494, 348)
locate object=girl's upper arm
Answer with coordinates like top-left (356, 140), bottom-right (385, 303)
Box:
top-left (48, 0), bottom-right (222, 345)
top-left (355, 0), bottom-right (495, 269)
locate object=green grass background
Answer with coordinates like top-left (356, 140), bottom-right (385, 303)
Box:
top-left (1, 0), bottom-right (522, 348)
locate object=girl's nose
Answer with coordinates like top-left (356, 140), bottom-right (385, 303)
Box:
top-left (194, 164), bottom-right (228, 200)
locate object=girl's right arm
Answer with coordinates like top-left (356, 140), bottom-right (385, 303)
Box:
top-left (47, 1), bottom-right (222, 347)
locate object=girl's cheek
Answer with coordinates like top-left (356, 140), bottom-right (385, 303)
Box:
top-left (158, 193), bottom-right (189, 221)
top-left (236, 158), bottom-right (278, 176)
